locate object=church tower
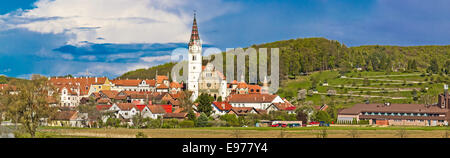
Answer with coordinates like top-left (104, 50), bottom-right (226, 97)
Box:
top-left (188, 12), bottom-right (202, 100)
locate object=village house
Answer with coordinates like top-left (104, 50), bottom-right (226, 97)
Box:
top-left (109, 103), bottom-right (139, 120)
top-left (266, 102), bottom-right (296, 114)
top-left (228, 107), bottom-right (259, 116)
top-left (226, 93), bottom-right (285, 110)
top-left (211, 101), bottom-right (232, 116)
top-left (49, 111), bottom-right (87, 127)
top-left (163, 113), bottom-right (188, 120)
top-left (147, 105), bottom-right (167, 119)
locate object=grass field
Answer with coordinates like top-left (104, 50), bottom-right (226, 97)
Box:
top-left (36, 126), bottom-right (450, 138)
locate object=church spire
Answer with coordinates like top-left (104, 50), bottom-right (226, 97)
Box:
top-left (189, 11), bottom-right (200, 47)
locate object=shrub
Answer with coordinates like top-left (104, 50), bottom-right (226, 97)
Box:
top-left (179, 120), bottom-right (195, 128)
top-left (196, 113), bottom-right (210, 127)
top-left (162, 119), bottom-right (179, 128)
top-left (209, 120), bottom-right (227, 127)
top-left (136, 132), bottom-right (147, 138)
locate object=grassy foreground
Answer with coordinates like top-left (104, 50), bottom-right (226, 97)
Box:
top-left (37, 126), bottom-right (450, 138)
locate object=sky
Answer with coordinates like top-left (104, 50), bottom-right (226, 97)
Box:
top-left (0, 0), bottom-right (449, 79)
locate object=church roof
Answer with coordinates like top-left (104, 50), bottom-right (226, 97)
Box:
top-left (189, 12), bottom-right (200, 47)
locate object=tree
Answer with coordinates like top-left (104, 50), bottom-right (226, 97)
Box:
top-left (297, 89), bottom-right (307, 100)
top-left (179, 90), bottom-right (193, 112)
top-left (314, 111), bottom-right (331, 123)
top-left (296, 110), bottom-right (308, 123)
top-left (2, 77), bottom-right (58, 137)
top-left (428, 58), bottom-right (440, 74)
top-left (445, 60), bottom-right (450, 74)
top-left (196, 93), bottom-right (213, 116)
top-left (132, 113), bottom-right (145, 128)
top-left (196, 113), bottom-right (209, 127)
top-left (77, 97), bottom-right (101, 128)
top-left (220, 114), bottom-right (239, 127)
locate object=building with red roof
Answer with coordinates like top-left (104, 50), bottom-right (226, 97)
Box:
top-left (211, 101), bottom-right (232, 116)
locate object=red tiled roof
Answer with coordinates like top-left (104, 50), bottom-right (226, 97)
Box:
top-left (49, 77), bottom-right (107, 95)
top-left (169, 92), bottom-right (184, 99)
top-left (212, 101), bottom-right (232, 111)
top-left (272, 102), bottom-right (295, 111)
top-left (163, 112), bottom-right (187, 119)
top-left (97, 98), bottom-right (111, 104)
top-left (53, 111), bottom-right (78, 120)
top-left (148, 105), bottom-right (166, 114)
top-left (135, 105), bottom-right (147, 112)
top-left (156, 84), bottom-right (169, 89)
top-left (111, 79), bottom-right (141, 86)
top-left (236, 82), bottom-right (248, 89)
top-left (229, 107), bottom-right (255, 116)
top-left (158, 105), bottom-right (173, 113)
top-left (99, 90), bottom-right (119, 99)
top-left (145, 79), bottom-right (157, 87)
top-left (227, 94), bottom-right (278, 103)
top-left (168, 99), bottom-right (181, 106)
top-left (96, 105), bottom-right (112, 111)
top-left (116, 103), bottom-right (136, 111)
top-left (255, 109), bottom-right (267, 114)
top-left (170, 82), bottom-right (183, 88)
top-left (0, 84), bottom-right (16, 90)
top-left (156, 75), bottom-right (169, 84)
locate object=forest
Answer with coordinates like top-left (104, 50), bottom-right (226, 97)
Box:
top-left (119, 37), bottom-right (450, 81)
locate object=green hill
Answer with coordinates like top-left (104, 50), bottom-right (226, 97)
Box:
top-left (0, 75), bottom-right (26, 84)
top-left (118, 38), bottom-right (450, 80)
top-left (118, 62), bottom-right (176, 80)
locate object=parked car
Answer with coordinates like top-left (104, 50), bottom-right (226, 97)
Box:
top-left (319, 121), bottom-right (330, 127)
top-left (288, 123), bottom-right (301, 128)
top-left (309, 121), bottom-right (320, 125)
top-left (271, 123), bottom-right (287, 127)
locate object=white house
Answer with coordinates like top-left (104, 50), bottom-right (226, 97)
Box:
top-left (227, 94), bottom-right (285, 110)
top-left (211, 101), bottom-right (232, 116)
top-left (109, 103), bottom-right (139, 119)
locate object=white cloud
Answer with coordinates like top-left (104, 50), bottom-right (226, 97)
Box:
top-left (106, 52), bottom-right (145, 62)
top-left (79, 55), bottom-right (97, 61)
top-left (2, 0), bottom-right (239, 45)
top-left (140, 55), bottom-right (171, 62)
top-left (35, 48), bottom-right (74, 60)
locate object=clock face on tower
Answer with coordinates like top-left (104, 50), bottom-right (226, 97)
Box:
top-left (192, 45), bottom-right (198, 51)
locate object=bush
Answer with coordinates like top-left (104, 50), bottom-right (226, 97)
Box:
top-left (162, 119), bottom-right (179, 128)
top-left (179, 120), bottom-right (195, 128)
top-left (208, 120), bottom-right (227, 127)
top-left (220, 114), bottom-right (240, 127)
top-left (136, 132), bottom-right (147, 138)
top-left (196, 113), bottom-right (210, 127)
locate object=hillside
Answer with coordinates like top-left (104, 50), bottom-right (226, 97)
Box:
top-left (118, 38), bottom-right (450, 80)
top-left (118, 62), bottom-right (176, 80)
top-left (0, 75), bottom-right (26, 84)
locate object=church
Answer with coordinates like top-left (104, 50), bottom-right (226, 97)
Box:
top-left (185, 13), bottom-right (267, 101)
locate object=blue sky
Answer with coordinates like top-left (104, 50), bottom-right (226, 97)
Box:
top-left (0, 0), bottom-right (449, 79)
